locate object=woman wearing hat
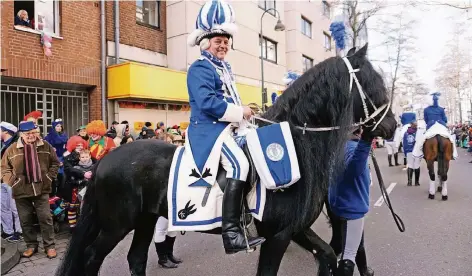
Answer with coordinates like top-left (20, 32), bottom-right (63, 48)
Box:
top-left (184, 0), bottom-right (264, 253)
top-left (44, 119), bottom-right (68, 196)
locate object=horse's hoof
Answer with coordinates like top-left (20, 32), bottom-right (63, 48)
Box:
top-left (437, 186), bottom-right (442, 193)
top-left (442, 195), bottom-right (448, 201)
top-left (428, 194), bottom-right (435, 199)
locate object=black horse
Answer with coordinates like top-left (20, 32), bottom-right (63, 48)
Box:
top-left (56, 44), bottom-right (397, 276)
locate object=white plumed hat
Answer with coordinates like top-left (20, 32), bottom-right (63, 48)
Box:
top-left (187, 0), bottom-right (237, 47)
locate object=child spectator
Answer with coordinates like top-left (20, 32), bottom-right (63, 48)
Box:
top-left (403, 122), bottom-right (421, 186)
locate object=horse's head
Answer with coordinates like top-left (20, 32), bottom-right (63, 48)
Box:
top-left (344, 44), bottom-right (397, 140)
top-left (264, 43), bottom-right (396, 140)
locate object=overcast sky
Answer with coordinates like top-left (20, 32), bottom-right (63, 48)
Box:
top-left (367, 1), bottom-right (472, 90)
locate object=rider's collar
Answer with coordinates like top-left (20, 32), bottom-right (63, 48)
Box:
top-left (201, 51), bottom-right (232, 71)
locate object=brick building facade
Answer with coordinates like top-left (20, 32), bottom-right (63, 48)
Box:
top-left (1, 1), bottom-right (102, 135)
top-left (105, 1), bottom-right (166, 56)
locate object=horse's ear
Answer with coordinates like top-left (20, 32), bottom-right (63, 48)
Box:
top-left (346, 47), bottom-right (357, 56)
top-left (354, 43), bottom-right (368, 59)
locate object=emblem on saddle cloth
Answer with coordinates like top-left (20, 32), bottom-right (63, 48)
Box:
top-left (246, 122), bottom-right (301, 190)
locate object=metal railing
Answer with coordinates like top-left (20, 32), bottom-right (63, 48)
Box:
top-left (1, 84), bottom-right (89, 136)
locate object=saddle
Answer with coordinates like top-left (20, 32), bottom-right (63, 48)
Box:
top-left (196, 144), bottom-right (257, 235)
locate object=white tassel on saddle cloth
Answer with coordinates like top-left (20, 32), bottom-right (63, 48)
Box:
top-left (412, 122), bottom-right (458, 159)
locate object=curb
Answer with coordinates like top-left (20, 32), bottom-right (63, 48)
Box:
top-left (1, 238), bottom-right (20, 275)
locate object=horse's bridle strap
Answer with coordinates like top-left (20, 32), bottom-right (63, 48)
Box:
top-left (253, 57), bottom-right (391, 133)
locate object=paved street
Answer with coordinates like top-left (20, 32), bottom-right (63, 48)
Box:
top-left (4, 148), bottom-right (472, 276)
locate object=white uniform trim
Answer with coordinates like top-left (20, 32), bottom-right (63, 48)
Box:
top-left (220, 103), bottom-right (243, 123)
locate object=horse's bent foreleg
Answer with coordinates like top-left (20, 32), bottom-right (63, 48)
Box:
top-left (427, 161), bottom-right (436, 199)
top-left (256, 230), bottom-right (291, 276)
top-left (127, 213), bottom-right (159, 276)
top-left (292, 228), bottom-right (336, 276)
top-left (84, 229), bottom-right (130, 276)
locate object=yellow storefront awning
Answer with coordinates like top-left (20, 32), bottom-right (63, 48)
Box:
top-left (107, 62), bottom-right (262, 106)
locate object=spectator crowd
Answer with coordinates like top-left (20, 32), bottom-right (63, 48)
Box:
top-left (1, 110), bottom-right (187, 260)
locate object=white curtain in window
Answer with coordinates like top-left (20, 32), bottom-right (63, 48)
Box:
top-left (35, 0), bottom-right (55, 33)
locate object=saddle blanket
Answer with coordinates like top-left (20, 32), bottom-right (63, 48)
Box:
top-left (167, 146), bottom-right (266, 232)
top-left (246, 121), bottom-right (300, 190)
top-left (412, 122), bottom-right (458, 159)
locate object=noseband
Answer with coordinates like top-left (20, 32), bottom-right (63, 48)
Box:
top-left (253, 57), bottom-right (391, 134)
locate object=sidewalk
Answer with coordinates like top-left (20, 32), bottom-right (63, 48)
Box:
top-left (3, 231), bottom-right (70, 276)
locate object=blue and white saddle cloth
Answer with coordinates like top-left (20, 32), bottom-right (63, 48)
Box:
top-left (246, 121), bottom-right (301, 190)
top-left (167, 146), bottom-right (266, 232)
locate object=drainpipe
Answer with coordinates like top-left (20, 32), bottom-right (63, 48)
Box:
top-left (114, 0), bottom-right (120, 64)
top-left (100, 0), bottom-right (107, 123)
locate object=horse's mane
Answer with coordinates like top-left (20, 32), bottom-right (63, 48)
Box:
top-left (262, 46), bottom-right (389, 231)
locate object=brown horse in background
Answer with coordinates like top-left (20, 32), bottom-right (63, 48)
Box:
top-left (424, 135), bottom-right (453, 200)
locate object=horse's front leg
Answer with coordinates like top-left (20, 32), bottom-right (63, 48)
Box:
top-left (256, 229), bottom-right (291, 276)
top-left (427, 160), bottom-right (436, 199)
top-left (292, 228), bottom-right (337, 276)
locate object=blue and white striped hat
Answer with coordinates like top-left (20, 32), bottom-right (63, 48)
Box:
top-left (187, 0), bottom-right (237, 47)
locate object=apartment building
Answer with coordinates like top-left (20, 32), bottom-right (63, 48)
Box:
top-left (1, 0), bottom-right (334, 135)
top-left (1, 1), bottom-right (102, 135)
top-left (285, 0), bottom-right (333, 74)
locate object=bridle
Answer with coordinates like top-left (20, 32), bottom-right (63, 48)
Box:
top-left (253, 57), bottom-right (391, 134)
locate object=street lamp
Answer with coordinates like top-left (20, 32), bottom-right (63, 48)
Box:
top-left (260, 8), bottom-right (285, 112)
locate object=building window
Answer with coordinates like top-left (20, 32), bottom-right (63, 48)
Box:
top-left (302, 55), bottom-right (313, 72)
top-left (258, 0), bottom-right (276, 16)
top-left (322, 1), bottom-right (331, 18)
top-left (136, 0), bottom-right (160, 28)
top-left (301, 17), bottom-right (312, 38)
top-left (13, 0), bottom-right (60, 35)
top-left (260, 36), bottom-right (278, 63)
top-left (323, 32), bottom-right (332, 51)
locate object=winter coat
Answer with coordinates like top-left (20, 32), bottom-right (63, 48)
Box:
top-left (1, 139), bottom-right (60, 199)
top-left (402, 127), bottom-right (417, 154)
top-left (44, 128), bottom-right (68, 158)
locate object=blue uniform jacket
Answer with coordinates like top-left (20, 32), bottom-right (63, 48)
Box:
top-left (186, 51), bottom-right (243, 175)
top-left (424, 105), bottom-right (447, 130)
top-left (328, 139), bottom-right (372, 220)
top-left (402, 128), bottom-right (417, 154)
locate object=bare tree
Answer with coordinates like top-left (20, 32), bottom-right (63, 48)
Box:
top-left (435, 24), bottom-right (471, 122)
top-left (374, 10), bottom-right (419, 116)
top-left (419, 1), bottom-right (471, 10)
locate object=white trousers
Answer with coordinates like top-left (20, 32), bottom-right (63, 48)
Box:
top-left (1, 183), bottom-right (22, 234)
top-left (220, 135), bottom-right (249, 181)
top-left (385, 141), bottom-right (398, 155)
top-left (154, 217), bottom-right (177, 243)
top-left (406, 153), bottom-right (421, 169)
top-left (342, 217), bottom-right (365, 262)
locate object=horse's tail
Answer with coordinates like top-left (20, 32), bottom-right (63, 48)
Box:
top-left (436, 135), bottom-right (445, 178)
top-left (55, 160), bottom-right (102, 276)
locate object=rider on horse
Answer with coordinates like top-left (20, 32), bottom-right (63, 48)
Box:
top-left (424, 92), bottom-right (447, 129)
top-left (413, 92), bottom-right (458, 159)
top-left (186, 0), bottom-right (264, 253)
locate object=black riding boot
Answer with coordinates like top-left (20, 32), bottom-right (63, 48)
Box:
top-left (165, 236), bottom-right (182, 264)
top-left (403, 157), bottom-right (407, 166)
top-left (388, 154), bottom-right (393, 167)
top-left (394, 153), bottom-right (400, 166)
top-left (356, 248), bottom-right (374, 276)
top-left (414, 169), bottom-right (421, 186)
top-left (222, 179), bottom-right (265, 254)
top-left (407, 168), bottom-right (413, 186)
top-left (337, 259), bottom-right (355, 276)
top-left (155, 241), bottom-right (178, 268)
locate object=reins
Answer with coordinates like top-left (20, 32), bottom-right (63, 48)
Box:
top-left (370, 149), bottom-right (405, 232)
